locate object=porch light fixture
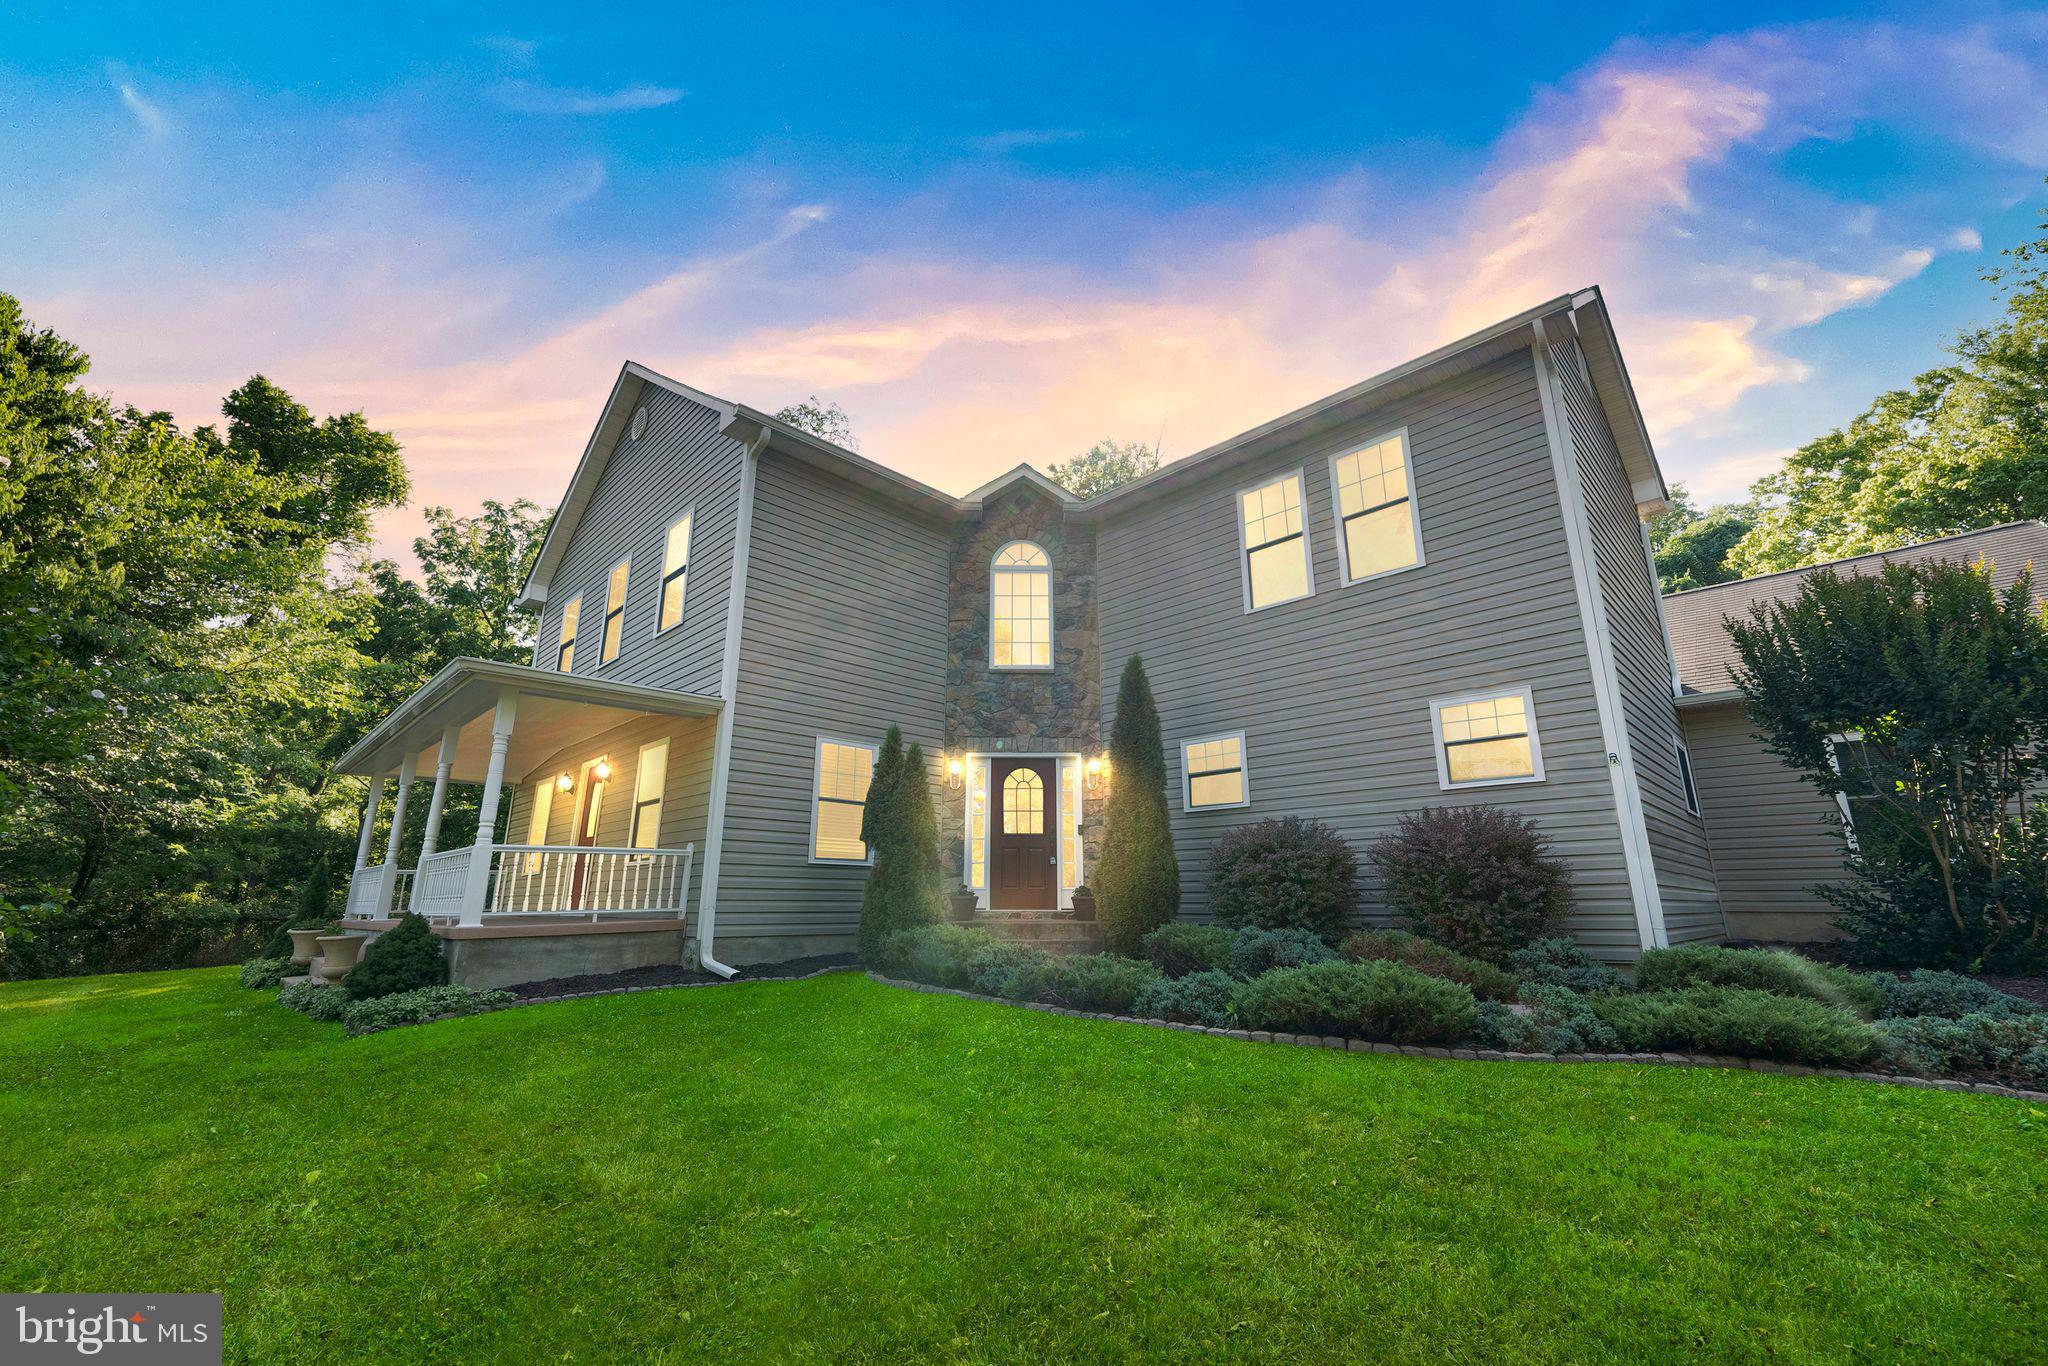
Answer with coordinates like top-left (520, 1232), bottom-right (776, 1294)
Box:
top-left (946, 756), bottom-right (964, 790)
top-left (555, 772), bottom-right (575, 793)
top-left (1085, 754), bottom-right (1109, 795)
top-left (592, 759), bottom-right (613, 782)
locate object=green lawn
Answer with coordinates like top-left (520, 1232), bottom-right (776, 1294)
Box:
top-left (2, 970), bottom-right (2043, 1363)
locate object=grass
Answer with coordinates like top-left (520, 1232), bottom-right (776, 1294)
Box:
top-left (2, 969), bottom-right (2044, 1363)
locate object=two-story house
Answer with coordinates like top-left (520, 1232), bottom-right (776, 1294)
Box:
top-left (334, 287), bottom-right (1730, 987)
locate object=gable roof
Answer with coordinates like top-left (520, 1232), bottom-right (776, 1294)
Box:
top-left (962, 463), bottom-right (1080, 508)
top-left (1664, 521), bottom-right (2048, 699)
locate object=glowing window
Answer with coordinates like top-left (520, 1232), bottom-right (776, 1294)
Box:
top-left (812, 739), bottom-right (877, 862)
top-left (1238, 473), bottom-right (1311, 610)
top-left (1003, 767), bottom-right (1045, 834)
top-left (1059, 757), bottom-right (1081, 892)
top-left (991, 541), bottom-right (1052, 669)
top-left (600, 559), bottom-right (629, 664)
top-left (1432, 690), bottom-right (1544, 787)
top-left (1182, 733), bottom-right (1248, 809)
top-left (630, 739), bottom-right (669, 852)
top-left (1331, 431), bottom-right (1421, 582)
top-left (556, 596), bottom-right (580, 672)
top-left (966, 755), bottom-right (990, 889)
top-left (658, 514), bottom-right (691, 633)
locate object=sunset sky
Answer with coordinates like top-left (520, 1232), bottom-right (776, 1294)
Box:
top-left (6, 2), bottom-right (2047, 564)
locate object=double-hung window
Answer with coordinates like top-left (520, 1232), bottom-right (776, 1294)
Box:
top-left (1237, 472), bottom-right (1312, 611)
top-left (811, 738), bottom-right (878, 862)
top-left (555, 596), bottom-right (581, 672)
top-left (1673, 738), bottom-right (1701, 816)
top-left (630, 739), bottom-right (669, 853)
top-left (1431, 688), bottom-right (1544, 788)
top-left (1182, 732), bottom-right (1249, 810)
top-left (658, 514), bottom-right (691, 633)
top-left (600, 559), bottom-right (629, 665)
top-left (1330, 429), bottom-right (1422, 582)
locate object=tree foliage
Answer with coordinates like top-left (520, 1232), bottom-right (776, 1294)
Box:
top-left (1729, 560), bottom-right (2048, 970)
top-left (1047, 438), bottom-right (1159, 499)
top-left (856, 730), bottom-right (941, 961)
top-left (1094, 655), bottom-right (1179, 954)
top-left (773, 395), bottom-right (859, 451)
top-left (1647, 484), bottom-right (1755, 593)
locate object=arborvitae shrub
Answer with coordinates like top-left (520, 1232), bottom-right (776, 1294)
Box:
top-left (856, 726), bottom-right (908, 962)
top-left (1142, 923), bottom-right (1236, 978)
top-left (1208, 817), bottom-right (1357, 937)
top-left (343, 914), bottom-right (446, 1000)
top-left (1095, 657), bottom-right (1179, 954)
top-left (1370, 807), bottom-right (1572, 964)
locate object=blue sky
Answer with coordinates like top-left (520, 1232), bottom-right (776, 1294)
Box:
top-left (5, 2), bottom-right (2047, 560)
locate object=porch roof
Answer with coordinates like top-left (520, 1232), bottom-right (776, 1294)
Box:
top-left (335, 657), bottom-right (722, 782)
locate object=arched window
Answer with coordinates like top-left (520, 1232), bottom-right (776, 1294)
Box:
top-left (1002, 767), bottom-right (1044, 833)
top-left (990, 541), bottom-right (1052, 669)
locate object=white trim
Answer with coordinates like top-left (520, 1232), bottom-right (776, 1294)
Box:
top-left (1672, 736), bottom-right (1701, 817)
top-left (1531, 327), bottom-right (1668, 951)
top-left (694, 431), bottom-right (763, 977)
top-left (1638, 514), bottom-right (1683, 698)
top-left (1825, 731), bottom-right (1867, 854)
top-left (960, 750), bottom-right (1082, 910)
top-left (988, 540), bottom-right (1055, 672)
top-left (1179, 730), bottom-right (1252, 811)
top-left (1326, 426), bottom-right (1426, 588)
top-left (962, 464), bottom-right (1080, 507)
top-left (653, 507), bottom-right (695, 636)
top-left (1427, 687), bottom-right (1546, 790)
top-left (1235, 467), bottom-right (1315, 614)
top-left (808, 734), bottom-right (880, 866)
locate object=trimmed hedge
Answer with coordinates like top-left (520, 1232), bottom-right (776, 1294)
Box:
top-left (1636, 945), bottom-right (1883, 1018)
top-left (239, 957), bottom-right (292, 990)
top-left (1508, 938), bottom-right (1630, 995)
top-left (1230, 959), bottom-right (1477, 1043)
top-left (1207, 817), bottom-right (1357, 937)
top-left (1591, 986), bottom-right (1883, 1068)
top-left (278, 981), bottom-right (349, 1022)
top-left (1880, 1013), bottom-right (2048, 1087)
top-left (1134, 970), bottom-right (1237, 1028)
top-left (1875, 969), bottom-right (2046, 1021)
top-left (1340, 929), bottom-right (1519, 1001)
top-left (1370, 806), bottom-right (1572, 964)
top-left (341, 985), bottom-right (514, 1036)
top-left (1228, 926), bottom-right (1337, 980)
top-left (1142, 923), bottom-right (1236, 979)
top-left (344, 914), bottom-right (446, 1001)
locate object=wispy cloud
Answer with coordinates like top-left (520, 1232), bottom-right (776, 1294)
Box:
top-left (494, 80), bottom-right (682, 115)
top-left (477, 34), bottom-right (540, 68)
top-left (966, 129), bottom-right (1084, 155)
top-left (108, 67), bottom-right (168, 139)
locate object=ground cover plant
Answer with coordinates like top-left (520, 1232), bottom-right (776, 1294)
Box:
top-left (1636, 944), bottom-right (1884, 1018)
top-left (3, 967), bottom-right (2041, 1362)
top-left (1341, 929), bottom-right (1520, 1000)
top-left (1591, 986), bottom-right (1884, 1068)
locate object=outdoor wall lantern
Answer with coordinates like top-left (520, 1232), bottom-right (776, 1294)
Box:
top-left (945, 755), bottom-right (965, 790)
top-left (592, 759), bottom-right (613, 783)
top-left (555, 772), bottom-right (575, 793)
top-left (1085, 754), bottom-right (1109, 795)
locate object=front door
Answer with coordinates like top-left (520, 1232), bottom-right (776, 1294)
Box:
top-left (570, 761), bottom-right (608, 910)
top-left (990, 758), bottom-right (1057, 910)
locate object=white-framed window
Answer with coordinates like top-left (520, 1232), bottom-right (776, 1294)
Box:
top-left (523, 778), bottom-right (555, 873)
top-left (1182, 731), bottom-right (1250, 810)
top-left (1059, 757), bottom-right (1081, 892)
top-left (1429, 687), bottom-right (1545, 788)
top-left (810, 737), bottom-right (878, 863)
top-left (555, 596), bottom-right (581, 672)
top-left (1329, 428), bottom-right (1423, 584)
top-left (1237, 471), bottom-right (1313, 611)
top-left (966, 754), bottom-right (990, 889)
top-left (600, 559), bottom-right (629, 664)
top-left (1826, 730), bottom-right (1871, 853)
top-left (1673, 737), bottom-right (1701, 816)
top-left (630, 738), bottom-right (670, 852)
top-left (657, 513), bottom-right (692, 634)
top-left (990, 541), bottom-right (1053, 669)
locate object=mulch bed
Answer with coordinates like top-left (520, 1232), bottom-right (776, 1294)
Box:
top-left (506, 954), bottom-right (857, 1001)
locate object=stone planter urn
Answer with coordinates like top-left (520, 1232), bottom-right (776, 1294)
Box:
top-left (1069, 887), bottom-right (1097, 922)
top-left (286, 927), bottom-right (326, 968)
top-left (946, 888), bottom-right (979, 923)
top-left (313, 934), bottom-right (368, 984)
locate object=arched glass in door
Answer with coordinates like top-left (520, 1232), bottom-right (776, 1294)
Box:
top-left (1002, 767), bottom-right (1045, 833)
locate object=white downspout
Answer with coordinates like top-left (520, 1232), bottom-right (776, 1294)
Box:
top-left (694, 427), bottom-right (766, 977)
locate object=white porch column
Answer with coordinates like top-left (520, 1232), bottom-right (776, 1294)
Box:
top-left (377, 749), bottom-right (418, 916)
top-left (353, 776), bottom-right (387, 873)
top-left (417, 723), bottom-right (461, 861)
top-left (459, 688), bottom-right (520, 926)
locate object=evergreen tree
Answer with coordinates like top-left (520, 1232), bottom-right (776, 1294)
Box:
top-left (262, 857), bottom-right (335, 959)
top-left (856, 726), bottom-right (908, 961)
top-left (894, 743), bottom-right (944, 923)
top-left (1095, 656), bottom-right (1179, 954)
top-left (343, 912), bottom-right (446, 1000)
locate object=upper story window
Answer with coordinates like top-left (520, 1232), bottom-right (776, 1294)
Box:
top-left (1330, 430), bottom-right (1422, 583)
top-left (1182, 732), bottom-right (1249, 810)
top-left (811, 737), bottom-right (878, 862)
top-left (658, 513), bottom-right (692, 633)
top-left (1674, 738), bottom-right (1701, 817)
top-left (1430, 687), bottom-right (1544, 788)
top-left (1238, 472), bottom-right (1312, 611)
top-left (990, 541), bottom-right (1052, 669)
top-left (600, 559), bottom-right (629, 665)
top-left (555, 596), bottom-right (581, 672)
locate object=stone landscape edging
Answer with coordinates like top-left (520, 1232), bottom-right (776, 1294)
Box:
top-left (864, 971), bottom-right (2048, 1103)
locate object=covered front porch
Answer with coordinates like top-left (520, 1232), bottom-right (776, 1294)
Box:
top-left (334, 659), bottom-right (722, 956)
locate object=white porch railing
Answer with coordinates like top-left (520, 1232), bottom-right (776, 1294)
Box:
top-left (409, 847), bottom-right (472, 921)
top-left (345, 869), bottom-right (387, 919)
top-left (480, 844), bottom-right (694, 920)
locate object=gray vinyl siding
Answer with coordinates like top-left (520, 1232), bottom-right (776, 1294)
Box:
top-left (1097, 349), bottom-right (1649, 960)
top-left (717, 448), bottom-right (952, 938)
top-left (1680, 701), bottom-right (1847, 940)
top-left (538, 386), bottom-right (744, 695)
top-left (503, 712), bottom-right (718, 857)
top-left (1548, 335), bottom-right (1726, 944)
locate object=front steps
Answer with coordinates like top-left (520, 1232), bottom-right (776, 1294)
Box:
top-left (974, 910), bottom-right (1103, 955)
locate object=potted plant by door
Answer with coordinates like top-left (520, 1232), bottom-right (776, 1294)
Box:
top-left (1069, 885), bottom-right (1097, 922)
top-left (947, 884), bottom-right (979, 923)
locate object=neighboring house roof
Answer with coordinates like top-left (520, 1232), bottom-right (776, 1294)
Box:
top-left (1664, 521), bottom-right (2048, 700)
top-left (517, 286), bottom-right (1667, 608)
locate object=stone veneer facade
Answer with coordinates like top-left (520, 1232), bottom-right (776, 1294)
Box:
top-left (935, 481), bottom-right (1105, 902)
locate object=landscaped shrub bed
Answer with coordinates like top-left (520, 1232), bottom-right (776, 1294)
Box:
top-left (341, 985), bottom-right (514, 1036)
top-left (1141, 923), bottom-right (1235, 978)
top-left (1474, 983), bottom-right (1620, 1054)
top-left (1874, 969), bottom-right (2045, 1021)
top-left (1231, 960), bottom-right (1477, 1043)
top-left (1636, 945), bottom-right (1883, 1018)
top-left (1507, 938), bottom-right (1630, 995)
top-left (1227, 926), bottom-right (1336, 979)
top-left (279, 980), bottom-right (349, 1022)
top-left (1879, 1014), bottom-right (2048, 1088)
top-left (1133, 970), bottom-right (1237, 1027)
top-left (239, 956), bottom-right (292, 990)
top-left (1340, 929), bottom-right (1519, 1000)
top-left (1591, 986), bottom-right (1884, 1068)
